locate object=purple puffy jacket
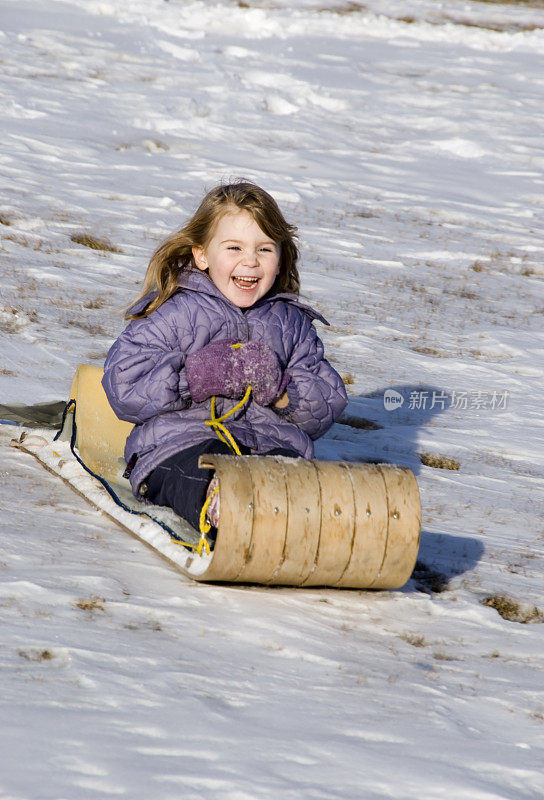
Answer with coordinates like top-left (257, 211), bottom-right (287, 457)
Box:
top-left (102, 270), bottom-right (348, 496)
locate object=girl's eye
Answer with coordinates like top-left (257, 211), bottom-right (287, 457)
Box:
top-left (226, 244), bottom-right (275, 253)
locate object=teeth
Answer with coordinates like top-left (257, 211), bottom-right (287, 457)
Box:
top-left (233, 276), bottom-right (259, 286)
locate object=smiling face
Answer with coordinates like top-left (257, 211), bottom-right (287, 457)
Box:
top-left (192, 209), bottom-right (280, 308)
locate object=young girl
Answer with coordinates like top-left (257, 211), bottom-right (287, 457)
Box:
top-left (102, 181), bottom-right (347, 541)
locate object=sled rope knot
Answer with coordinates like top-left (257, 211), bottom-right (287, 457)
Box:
top-left (195, 533), bottom-right (211, 557)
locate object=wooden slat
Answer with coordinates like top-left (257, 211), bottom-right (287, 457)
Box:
top-left (234, 456), bottom-right (288, 584)
top-left (302, 462), bottom-right (355, 587)
top-left (335, 464), bottom-right (389, 588)
top-left (269, 458), bottom-right (322, 585)
top-left (196, 455), bottom-right (254, 582)
top-left (369, 466), bottom-right (421, 589)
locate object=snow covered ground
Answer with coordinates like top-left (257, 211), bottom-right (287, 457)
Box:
top-left (1, 0), bottom-right (544, 797)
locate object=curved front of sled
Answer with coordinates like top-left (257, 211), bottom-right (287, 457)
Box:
top-left (68, 364), bottom-right (133, 484)
top-left (194, 454), bottom-right (421, 590)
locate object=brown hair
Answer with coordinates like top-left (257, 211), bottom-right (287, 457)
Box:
top-left (127, 180), bottom-right (300, 319)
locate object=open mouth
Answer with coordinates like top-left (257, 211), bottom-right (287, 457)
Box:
top-left (232, 276), bottom-right (260, 290)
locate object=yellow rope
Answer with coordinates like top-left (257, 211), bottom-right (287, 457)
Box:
top-left (195, 372), bottom-right (253, 553)
top-left (193, 344), bottom-right (253, 556)
top-left (197, 480), bottom-right (219, 547)
top-left (196, 534), bottom-right (211, 556)
top-left (204, 385), bottom-right (252, 456)
top-left (170, 536), bottom-right (205, 551)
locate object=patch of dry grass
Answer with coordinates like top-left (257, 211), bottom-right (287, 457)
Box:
top-left (355, 208), bottom-right (378, 218)
top-left (419, 452), bottom-right (460, 470)
top-left (338, 415), bottom-right (382, 430)
top-left (433, 651), bottom-right (459, 662)
top-left (396, 7), bottom-right (543, 32)
top-left (0, 306), bottom-right (38, 333)
top-left (483, 594), bottom-right (544, 624)
top-left (1, 232), bottom-right (32, 248)
top-left (87, 350), bottom-right (110, 361)
top-left (71, 233), bottom-right (122, 253)
top-left (0, 309), bottom-right (19, 333)
top-left (0, 231), bottom-right (61, 252)
top-left (401, 633), bottom-right (427, 647)
top-left (67, 318), bottom-right (107, 336)
top-left (457, 289), bottom-right (478, 300)
top-left (83, 296), bottom-right (108, 309)
top-left (477, 0), bottom-right (544, 7)
top-left (19, 648), bottom-right (54, 661)
top-left (320, 2), bottom-right (367, 12)
top-left (75, 595), bottom-right (105, 613)
top-left (412, 345), bottom-right (446, 357)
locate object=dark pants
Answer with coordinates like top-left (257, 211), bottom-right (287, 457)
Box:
top-left (143, 439), bottom-right (300, 531)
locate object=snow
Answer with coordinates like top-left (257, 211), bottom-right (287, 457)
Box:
top-left (1, 0), bottom-right (544, 797)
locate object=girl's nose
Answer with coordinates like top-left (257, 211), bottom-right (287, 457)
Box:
top-left (243, 250), bottom-right (259, 267)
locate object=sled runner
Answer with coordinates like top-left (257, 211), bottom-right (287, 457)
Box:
top-left (16, 365), bottom-right (421, 589)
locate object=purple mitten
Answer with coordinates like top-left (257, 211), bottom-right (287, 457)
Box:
top-left (241, 341), bottom-right (290, 406)
top-left (185, 340), bottom-right (246, 402)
